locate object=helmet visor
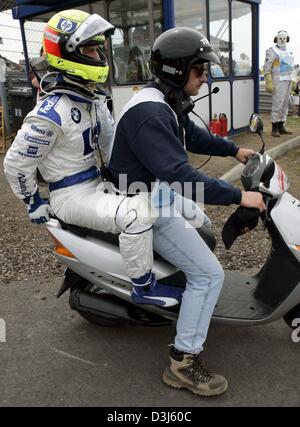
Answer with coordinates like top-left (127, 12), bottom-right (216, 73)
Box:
top-left (66, 14), bottom-right (115, 52)
top-left (77, 44), bottom-right (107, 67)
top-left (195, 49), bottom-right (221, 65)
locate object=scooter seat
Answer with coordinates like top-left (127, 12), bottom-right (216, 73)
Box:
top-left (56, 217), bottom-right (216, 252)
top-left (56, 217), bottom-right (168, 264)
top-left (57, 217), bottom-right (120, 246)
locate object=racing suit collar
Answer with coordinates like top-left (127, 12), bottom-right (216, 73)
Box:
top-left (40, 73), bottom-right (98, 102)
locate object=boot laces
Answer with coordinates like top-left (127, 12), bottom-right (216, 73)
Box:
top-left (184, 354), bottom-right (213, 384)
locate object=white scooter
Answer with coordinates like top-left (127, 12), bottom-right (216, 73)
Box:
top-left (46, 114), bottom-right (300, 330)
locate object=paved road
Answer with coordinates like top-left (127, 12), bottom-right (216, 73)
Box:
top-left (0, 276), bottom-right (299, 407)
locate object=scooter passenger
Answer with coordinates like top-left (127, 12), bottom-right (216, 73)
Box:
top-left (3, 10), bottom-right (182, 306)
top-left (108, 28), bottom-right (266, 397)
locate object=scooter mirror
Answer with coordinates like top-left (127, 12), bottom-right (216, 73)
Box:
top-left (249, 113), bottom-right (264, 134)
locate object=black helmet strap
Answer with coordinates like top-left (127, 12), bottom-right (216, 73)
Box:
top-left (155, 78), bottom-right (185, 146)
top-left (175, 89), bottom-right (185, 146)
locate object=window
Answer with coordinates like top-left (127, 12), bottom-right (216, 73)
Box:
top-left (174, 0), bottom-right (207, 34)
top-left (109, 0), bottom-right (162, 85)
top-left (209, 0), bottom-right (230, 77)
top-left (232, 1), bottom-right (253, 77)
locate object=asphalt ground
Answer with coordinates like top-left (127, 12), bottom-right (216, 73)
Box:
top-left (0, 112), bottom-right (300, 407)
top-left (0, 276), bottom-right (299, 407)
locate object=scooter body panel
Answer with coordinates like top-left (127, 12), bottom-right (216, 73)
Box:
top-left (212, 271), bottom-right (300, 326)
top-left (46, 187), bottom-right (300, 327)
top-left (271, 192), bottom-right (300, 260)
top-left (47, 219), bottom-right (177, 282)
top-left (62, 263), bottom-right (179, 321)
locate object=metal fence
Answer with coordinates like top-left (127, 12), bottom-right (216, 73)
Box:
top-left (0, 10), bottom-right (44, 66)
top-left (0, 10), bottom-right (39, 137)
top-left (0, 10), bottom-right (24, 66)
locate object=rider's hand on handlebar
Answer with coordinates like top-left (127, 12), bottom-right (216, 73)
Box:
top-left (241, 191), bottom-right (266, 212)
top-left (236, 148), bottom-right (256, 164)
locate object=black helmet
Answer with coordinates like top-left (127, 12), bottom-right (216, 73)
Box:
top-left (150, 27), bottom-right (220, 89)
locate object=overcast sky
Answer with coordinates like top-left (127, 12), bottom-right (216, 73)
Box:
top-left (260, 0), bottom-right (300, 66)
top-left (0, 0), bottom-right (299, 67)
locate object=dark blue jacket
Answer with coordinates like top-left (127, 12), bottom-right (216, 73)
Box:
top-left (109, 85), bottom-right (242, 206)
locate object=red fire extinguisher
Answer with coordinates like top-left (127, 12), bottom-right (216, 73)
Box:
top-left (219, 113), bottom-right (228, 137)
top-left (209, 114), bottom-right (222, 135)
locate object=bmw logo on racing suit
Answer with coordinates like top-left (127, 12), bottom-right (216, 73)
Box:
top-left (71, 108), bottom-right (81, 124)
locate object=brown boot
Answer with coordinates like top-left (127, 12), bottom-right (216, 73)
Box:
top-left (271, 122), bottom-right (281, 138)
top-left (278, 122), bottom-right (293, 135)
top-left (162, 348), bottom-right (228, 397)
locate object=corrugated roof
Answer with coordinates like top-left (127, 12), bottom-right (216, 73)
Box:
top-left (0, 1), bottom-right (15, 12)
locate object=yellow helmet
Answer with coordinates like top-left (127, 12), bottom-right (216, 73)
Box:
top-left (43, 9), bottom-right (115, 83)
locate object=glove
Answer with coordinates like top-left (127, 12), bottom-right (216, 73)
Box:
top-left (265, 74), bottom-right (273, 93)
top-left (222, 207), bottom-right (260, 250)
top-left (25, 191), bottom-right (54, 224)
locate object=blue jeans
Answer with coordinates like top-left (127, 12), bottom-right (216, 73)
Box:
top-left (153, 194), bottom-right (224, 354)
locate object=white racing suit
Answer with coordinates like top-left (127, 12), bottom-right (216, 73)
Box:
top-left (264, 45), bottom-right (294, 123)
top-left (3, 90), bottom-right (156, 280)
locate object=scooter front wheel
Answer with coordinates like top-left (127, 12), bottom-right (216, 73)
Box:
top-left (283, 304), bottom-right (300, 329)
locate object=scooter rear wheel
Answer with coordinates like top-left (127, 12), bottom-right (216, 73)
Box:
top-left (283, 304), bottom-right (300, 329)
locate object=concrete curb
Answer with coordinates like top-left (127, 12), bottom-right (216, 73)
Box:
top-left (221, 135), bottom-right (300, 183)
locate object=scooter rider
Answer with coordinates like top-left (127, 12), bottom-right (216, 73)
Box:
top-left (3, 9), bottom-right (182, 306)
top-left (108, 28), bottom-right (265, 397)
top-left (264, 30), bottom-right (294, 137)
